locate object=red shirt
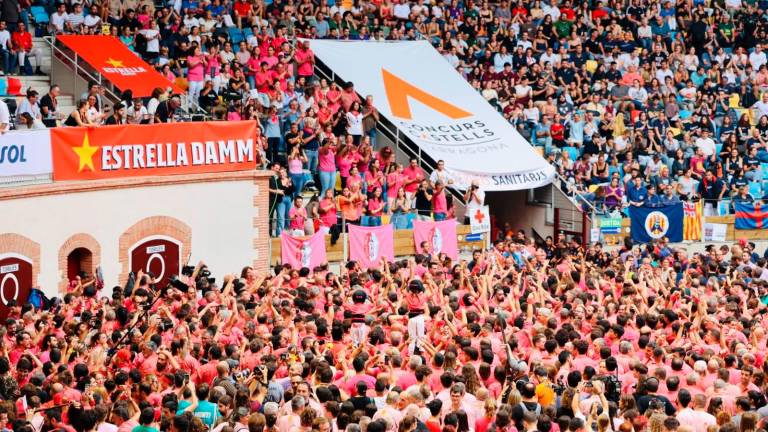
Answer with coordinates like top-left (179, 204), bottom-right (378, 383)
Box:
top-left (12, 31), bottom-right (32, 51)
top-left (402, 166), bottom-right (424, 193)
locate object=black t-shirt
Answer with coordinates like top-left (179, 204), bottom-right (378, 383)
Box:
top-left (39, 94), bottom-right (55, 116)
top-left (155, 100), bottom-right (175, 123)
top-left (414, 187), bottom-right (433, 214)
top-left (104, 115), bottom-right (121, 125)
top-left (636, 394), bottom-right (676, 416)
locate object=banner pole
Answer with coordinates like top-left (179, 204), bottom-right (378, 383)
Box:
top-left (342, 216), bottom-right (348, 262)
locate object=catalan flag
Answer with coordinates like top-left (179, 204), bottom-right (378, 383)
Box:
top-left (683, 201), bottom-right (702, 240)
top-left (735, 202), bottom-right (768, 229)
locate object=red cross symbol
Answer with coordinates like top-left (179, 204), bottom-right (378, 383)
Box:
top-left (474, 209), bottom-right (485, 224)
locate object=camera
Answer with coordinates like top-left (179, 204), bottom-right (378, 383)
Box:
top-left (181, 266), bottom-right (195, 277)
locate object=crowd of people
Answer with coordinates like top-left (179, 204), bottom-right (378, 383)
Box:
top-left (2, 232), bottom-right (768, 432)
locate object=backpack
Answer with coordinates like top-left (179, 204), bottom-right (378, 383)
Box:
top-left (27, 288), bottom-right (51, 311)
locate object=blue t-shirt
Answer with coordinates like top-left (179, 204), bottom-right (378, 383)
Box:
top-left (194, 400), bottom-right (221, 428)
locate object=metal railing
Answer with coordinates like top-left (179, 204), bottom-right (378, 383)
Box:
top-left (312, 57), bottom-right (468, 214)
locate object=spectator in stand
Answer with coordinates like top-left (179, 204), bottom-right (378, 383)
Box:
top-left (11, 22), bottom-right (42, 75)
top-left (39, 84), bottom-right (59, 121)
top-left (64, 99), bottom-right (95, 127)
top-left (0, 21), bottom-right (14, 76)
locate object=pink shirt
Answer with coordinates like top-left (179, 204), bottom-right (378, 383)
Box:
top-left (289, 206), bottom-right (306, 230)
top-left (288, 158), bottom-right (303, 174)
top-left (319, 148), bottom-right (336, 172)
top-left (295, 48), bottom-right (315, 77)
top-left (432, 189), bottom-right (447, 213)
top-left (387, 172), bottom-right (403, 198)
top-left (402, 166), bottom-right (424, 193)
top-left (319, 198), bottom-right (337, 227)
top-left (187, 56), bottom-right (205, 81)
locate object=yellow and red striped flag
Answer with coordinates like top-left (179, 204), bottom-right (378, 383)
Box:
top-left (683, 201), bottom-right (702, 241)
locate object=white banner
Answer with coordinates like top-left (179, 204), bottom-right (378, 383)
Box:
top-left (469, 205), bottom-right (491, 234)
top-left (0, 130), bottom-right (52, 177)
top-left (309, 40), bottom-right (556, 191)
top-left (703, 223), bottom-right (728, 242)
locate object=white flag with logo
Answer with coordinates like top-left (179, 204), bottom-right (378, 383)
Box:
top-left (470, 205), bottom-right (491, 234)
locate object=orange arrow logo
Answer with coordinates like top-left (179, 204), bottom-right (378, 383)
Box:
top-left (381, 69), bottom-right (471, 120)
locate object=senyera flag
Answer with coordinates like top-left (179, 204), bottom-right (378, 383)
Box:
top-left (735, 202), bottom-right (768, 229)
top-left (348, 224), bottom-right (395, 269)
top-left (51, 121), bottom-right (261, 181)
top-left (413, 219), bottom-right (458, 260)
top-left (56, 35), bottom-right (182, 97)
top-left (281, 232), bottom-right (327, 269)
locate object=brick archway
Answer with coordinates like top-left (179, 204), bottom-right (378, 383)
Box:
top-left (118, 216), bottom-right (192, 285)
top-left (58, 233), bottom-right (102, 293)
top-left (0, 233), bottom-right (41, 288)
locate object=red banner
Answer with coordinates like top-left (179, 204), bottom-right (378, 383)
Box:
top-left (51, 121), bottom-right (260, 181)
top-left (57, 35), bottom-right (181, 97)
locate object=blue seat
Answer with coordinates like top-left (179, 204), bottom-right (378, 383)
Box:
top-left (228, 28), bottom-right (244, 44)
top-left (0, 78), bottom-right (7, 96)
top-left (749, 181), bottom-right (762, 199)
top-left (243, 27), bottom-right (253, 38)
top-left (563, 146), bottom-right (580, 162)
top-left (715, 143), bottom-right (723, 156)
top-left (761, 163), bottom-right (768, 176)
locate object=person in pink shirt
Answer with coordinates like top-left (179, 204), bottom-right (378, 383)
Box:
top-left (366, 187), bottom-right (385, 226)
top-left (431, 181), bottom-right (448, 221)
top-left (186, 46), bottom-right (207, 105)
top-left (386, 163), bottom-right (405, 208)
top-left (318, 189), bottom-right (338, 231)
top-left (294, 41), bottom-right (315, 79)
top-left (402, 158), bottom-right (425, 200)
top-left (288, 196), bottom-right (307, 235)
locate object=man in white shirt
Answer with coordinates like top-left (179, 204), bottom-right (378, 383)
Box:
top-left (49, 3), bottom-right (69, 34)
top-left (694, 129), bottom-right (716, 157)
top-left (463, 179), bottom-right (485, 225)
top-left (655, 60), bottom-right (674, 83)
top-left (127, 98), bottom-right (150, 124)
top-left (0, 98), bottom-right (9, 133)
top-left (750, 44), bottom-right (767, 70)
top-left (66, 3), bottom-right (85, 32)
top-left (753, 92), bottom-right (768, 119)
top-left (393, 0), bottom-right (412, 20)
top-left (430, 160), bottom-right (454, 186)
top-left (83, 5), bottom-right (102, 30)
top-left (0, 21), bottom-right (12, 75)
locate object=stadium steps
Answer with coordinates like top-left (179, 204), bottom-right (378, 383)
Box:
top-left (9, 38), bottom-right (76, 121)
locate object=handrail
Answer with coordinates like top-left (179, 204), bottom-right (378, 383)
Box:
top-left (42, 36), bottom-right (206, 116)
top-left (43, 36), bottom-right (123, 104)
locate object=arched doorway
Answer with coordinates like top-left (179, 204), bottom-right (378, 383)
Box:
top-left (67, 247), bottom-right (93, 281)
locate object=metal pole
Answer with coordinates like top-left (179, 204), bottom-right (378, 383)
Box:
top-left (342, 216), bottom-right (348, 262)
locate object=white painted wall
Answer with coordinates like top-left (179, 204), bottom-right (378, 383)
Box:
top-left (0, 180), bottom-right (255, 298)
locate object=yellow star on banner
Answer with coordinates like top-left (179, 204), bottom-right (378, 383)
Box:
top-left (106, 58), bottom-right (124, 68)
top-left (72, 132), bottom-right (98, 172)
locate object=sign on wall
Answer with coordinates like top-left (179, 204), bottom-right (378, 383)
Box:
top-left (0, 130), bottom-right (52, 177)
top-left (51, 121), bottom-right (261, 181)
top-left (309, 40), bottom-right (555, 191)
top-left (0, 256), bottom-right (32, 321)
top-left (130, 238), bottom-right (181, 288)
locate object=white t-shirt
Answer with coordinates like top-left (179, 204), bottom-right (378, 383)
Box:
top-left (750, 51), bottom-right (767, 70)
top-left (0, 99), bottom-right (9, 128)
top-left (84, 14), bottom-right (101, 28)
top-left (754, 100), bottom-right (768, 119)
top-left (50, 12), bottom-right (69, 31)
top-left (346, 111), bottom-right (363, 135)
top-left (0, 30), bottom-right (10, 49)
top-left (126, 105), bottom-right (149, 123)
top-left (466, 187), bottom-right (486, 215)
top-left (393, 3), bottom-right (412, 19)
top-left (141, 29), bottom-right (160, 53)
top-left (695, 137), bottom-right (716, 157)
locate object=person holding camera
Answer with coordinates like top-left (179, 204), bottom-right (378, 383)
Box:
top-left (464, 179), bottom-right (485, 225)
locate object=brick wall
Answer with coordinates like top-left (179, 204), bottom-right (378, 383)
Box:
top-left (57, 233), bottom-right (101, 293)
top-left (252, 177), bottom-right (270, 272)
top-left (0, 233), bottom-right (41, 287)
top-left (118, 216), bottom-right (192, 286)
